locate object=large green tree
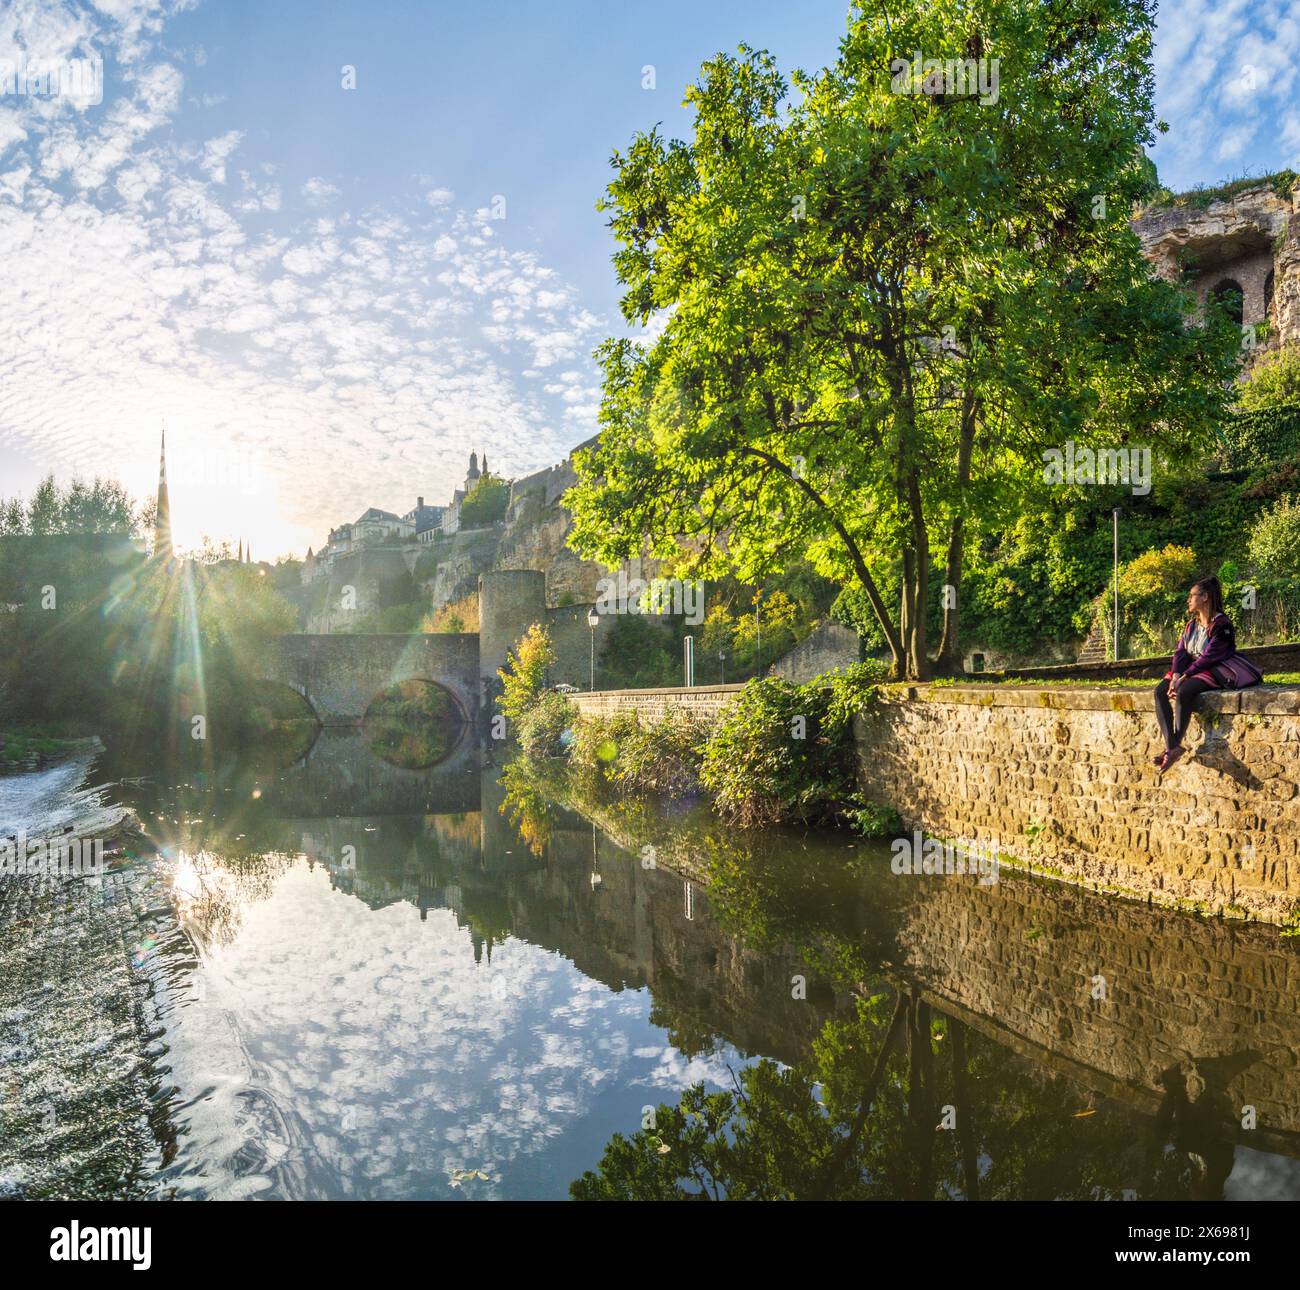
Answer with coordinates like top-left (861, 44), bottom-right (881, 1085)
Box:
top-left (566, 0), bottom-right (1239, 678)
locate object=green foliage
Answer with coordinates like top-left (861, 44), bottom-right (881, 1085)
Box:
top-left (570, 707), bottom-right (707, 798)
top-left (700, 675), bottom-right (865, 828)
top-left (1218, 401), bottom-right (1300, 469)
top-left (458, 472), bottom-right (508, 528)
top-left (1143, 169), bottom-right (1298, 212)
top-left (1248, 495), bottom-right (1300, 585)
top-left (571, 1061), bottom-right (837, 1201)
top-left (343, 601), bottom-right (428, 633)
top-left (565, 2), bottom-right (1238, 678)
top-left (516, 689), bottom-right (576, 760)
top-left (497, 622), bottom-right (555, 726)
top-left (596, 612), bottom-right (684, 689)
top-left (1239, 349), bottom-right (1300, 414)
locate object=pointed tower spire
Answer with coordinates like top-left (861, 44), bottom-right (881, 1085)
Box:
top-left (154, 425), bottom-right (173, 562)
top-left (237, 539), bottom-right (243, 563)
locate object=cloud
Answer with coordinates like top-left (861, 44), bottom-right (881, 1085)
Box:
top-left (0, 0), bottom-right (608, 556)
top-left (1151, 0), bottom-right (1298, 191)
top-left (301, 176), bottom-right (340, 206)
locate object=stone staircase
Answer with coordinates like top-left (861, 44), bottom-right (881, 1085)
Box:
top-left (1076, 621), bottom-right (1109, 665)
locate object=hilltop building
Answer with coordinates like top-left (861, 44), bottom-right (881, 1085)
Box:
top-left (440, 451), bottom-right (489, 536)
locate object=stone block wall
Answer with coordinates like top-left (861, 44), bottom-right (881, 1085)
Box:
top-left (570, 685), bottom-right (745, 723)
top-left (768, 620), bottom-right (861, 683)
top-left (854, 684), bottom-right (1300, 922)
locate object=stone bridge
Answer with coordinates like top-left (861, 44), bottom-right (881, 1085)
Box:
top-left (261, 633), bottom-right (481, 727)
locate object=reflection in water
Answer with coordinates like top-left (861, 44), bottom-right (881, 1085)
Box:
top-left (361, 681), bottom-right (467, 769)
top-left (5, 728), bottom-right (1300, 1200)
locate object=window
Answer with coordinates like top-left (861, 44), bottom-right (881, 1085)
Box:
top-left (1209, 278), bottom-right (1245, 328)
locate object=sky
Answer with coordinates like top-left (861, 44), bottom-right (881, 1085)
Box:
top-left (0, 0), bottom-right (1297, 559)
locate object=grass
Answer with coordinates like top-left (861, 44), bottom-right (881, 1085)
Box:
top-left (1142, 169), bottom-right (1298, 213)
top-left (910, 672), bottom-right (1300, 690)
top-left (0, 723), bottom-right (91, 766)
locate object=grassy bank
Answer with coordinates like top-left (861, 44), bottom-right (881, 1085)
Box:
top-left (500, 624), bottom-right (898, 836)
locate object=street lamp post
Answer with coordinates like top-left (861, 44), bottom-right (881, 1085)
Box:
top-left (587, 608), bottom-right (599, 690)
top-left (1112, 508), bottom-right (1121, 662)
top-left (719, 650), bottom-right (726, 685)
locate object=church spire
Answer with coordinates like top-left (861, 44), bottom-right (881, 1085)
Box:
top-left (154, 425), bottom-right (173, 561)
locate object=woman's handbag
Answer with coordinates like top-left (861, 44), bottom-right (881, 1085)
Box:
top-left (1209, 653), bottom-right (1264, 689)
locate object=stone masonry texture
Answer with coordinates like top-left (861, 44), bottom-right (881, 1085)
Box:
top-left (855, 684), bottom-right (1300, 923)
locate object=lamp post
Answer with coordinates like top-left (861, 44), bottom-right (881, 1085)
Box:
top-left (587, 607), bottom-right (599, 690)
top-left (1112, 508), bottom-right (1121, 662)
top-left (719, 650), bottom-right (726, 685)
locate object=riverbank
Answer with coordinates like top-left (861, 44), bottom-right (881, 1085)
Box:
top-left (555, 670), bottom-right (1300, 923)
top-left (0, 726), bottom-right (102, 773)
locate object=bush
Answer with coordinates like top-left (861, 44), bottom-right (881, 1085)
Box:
top-left (563, 709), bottom-right (701, 795)
top-left (517, 690), bottom-right (576, 759)
top-left (1239, 348), bottom-right (1300, 414)
top-left (498, 622), bottom-right (555, 726)
top-left (700, 675), bottom-right (866, 828)
top-left (1248, 495), bottom-right (1300, 584)
top-left (1096, 544), bottom-right (1197, 657)
top-left (1217, 401), bottom-right (1300, 468)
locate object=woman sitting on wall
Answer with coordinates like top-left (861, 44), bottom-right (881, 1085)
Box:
top-left (1153, 577), bottom-right (1262, 774)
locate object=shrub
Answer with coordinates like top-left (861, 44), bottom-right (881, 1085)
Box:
top-left (1096, 544), bottom-right (1197, 656)
top-left (700, 675), bottom-right (866, 828)
top-left (517, 689), bottom-right (576, 759)
top-left (1239, 348), bottom-right (1300, 413)
top-left (1248, 495), bottom-right (1300, 584)
top-left (563, 707), bottom-right (709, 799)
top-left (604, 708), bottom-right (707, 798)
top-left (498, 622), bottom-right (555, 727)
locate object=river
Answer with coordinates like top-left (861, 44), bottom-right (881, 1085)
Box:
top-left (3, 725), bottom-right (1300, 1200)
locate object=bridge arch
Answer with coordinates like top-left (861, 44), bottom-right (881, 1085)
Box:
top-left (260, 634), bottom-right (481, 728)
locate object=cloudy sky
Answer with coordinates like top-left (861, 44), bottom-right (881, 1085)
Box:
top-left (0, 0), bottom-right (1296, 557)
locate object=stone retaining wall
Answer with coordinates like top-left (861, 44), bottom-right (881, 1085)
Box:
top-left (569, 684), bottom-right (744, 723)
top-left (854, 684), bottom-right (1300, 923)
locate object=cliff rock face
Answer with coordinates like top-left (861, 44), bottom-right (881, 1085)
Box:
top-left (1132, 180), bottom-right (1298, 349)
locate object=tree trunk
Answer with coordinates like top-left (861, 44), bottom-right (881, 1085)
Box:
top-left (936, 390), bottom-right (977, 673)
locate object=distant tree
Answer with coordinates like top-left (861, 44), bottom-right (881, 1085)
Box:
top-left (458, 472), bottom-right (509, 528)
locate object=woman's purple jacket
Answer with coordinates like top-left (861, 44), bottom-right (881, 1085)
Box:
top-left (1167, 613), bottom-right (1262, 688)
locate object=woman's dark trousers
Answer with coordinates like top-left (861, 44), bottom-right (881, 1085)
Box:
top-left (1153, 676), bottom-right (1215, 750)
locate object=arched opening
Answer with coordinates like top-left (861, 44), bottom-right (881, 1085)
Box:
top-left (361, 679), bottom-right (467, 769)
top-left (242, 680), bottom-right (322, 767)
top-left (1209, 278), bottom-right (1244, 328)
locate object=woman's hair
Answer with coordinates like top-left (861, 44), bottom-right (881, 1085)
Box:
top-left (1192, 576), bottom-right (1225, 618)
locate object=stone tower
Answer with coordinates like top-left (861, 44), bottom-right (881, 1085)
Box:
top-left (154, 427), bottom-right (172, 561)
top-left (478, 569), bottom-right (546, 691)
